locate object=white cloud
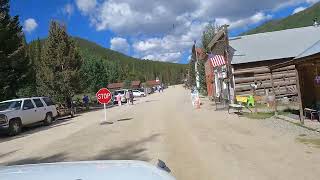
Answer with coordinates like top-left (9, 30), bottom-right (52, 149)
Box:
top-left (292, 6), bottom-right (307, 14)
top-left (142, 52), bottom-right (182, 62)
top-left (75, 0), bottom-right (318, 62)
top-left (110, 37), bottom-right (130, 54)
top-left (23, 18), bottom-right (38, 33)
top-left (63, 3), bottom-right (74, 17)
top-left (75, 0), bottom-right (96, 14)
top-left (133, 22), bottom-right (207, 62)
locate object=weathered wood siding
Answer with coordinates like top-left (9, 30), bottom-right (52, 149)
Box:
top-left (232, 59), bottom-right (297, 98)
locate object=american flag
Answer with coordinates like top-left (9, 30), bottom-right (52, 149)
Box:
top-left (208, 54), bottom-right (226, 67)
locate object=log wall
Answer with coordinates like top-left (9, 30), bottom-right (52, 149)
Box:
top-left (233, 64), bottom-right (297, 98)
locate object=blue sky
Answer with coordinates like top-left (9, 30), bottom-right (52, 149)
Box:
top-left (10, 0), bottom-right (319, 64)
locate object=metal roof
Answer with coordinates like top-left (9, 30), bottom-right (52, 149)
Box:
top-left (230, 26), bottom-right (320, 65)
top-left (294, 39), bottom-right (320, 59)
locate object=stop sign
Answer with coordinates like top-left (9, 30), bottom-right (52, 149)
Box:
top-left (96, 88), bottom-right (112, 104)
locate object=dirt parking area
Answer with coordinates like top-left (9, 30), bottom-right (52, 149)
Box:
top-left (0, 85), bottom-right (320, 180)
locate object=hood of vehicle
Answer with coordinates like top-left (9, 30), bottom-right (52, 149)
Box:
top-left (0, 160), bottom-right (176, 180)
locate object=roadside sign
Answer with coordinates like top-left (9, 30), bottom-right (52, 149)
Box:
top-left (96, 88), bottom-right (112, 104)
top-left (96, 88), bottom-right (113, 124)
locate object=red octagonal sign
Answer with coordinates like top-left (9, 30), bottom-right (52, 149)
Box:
top-left (96, 88), bottom-right (112, 104)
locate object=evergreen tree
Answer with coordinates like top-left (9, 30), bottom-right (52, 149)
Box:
top-left (0, 0), bottom-right (30, 101)
top-left (38, 21), bottom-right (82, 103)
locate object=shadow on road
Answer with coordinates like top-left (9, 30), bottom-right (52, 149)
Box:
top-left (145, 100), bottom-right (159, 103)
top-left (2, 134), bottom-right (160, 166)
top-left (93, 134), bottom-right (160, 162)
top-left (100, 121), bottom-right (114, 125)
top-left (5, 152), bottom-right (68, 166)
top-left (0, 149), bottom-right (20, 159)
top-left (117, 118), bottom-right (133, 122)
top-left (0, 116), bottom-right (79, 143)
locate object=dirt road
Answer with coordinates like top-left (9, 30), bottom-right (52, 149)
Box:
top-left (0, 85), bottom-right (320, 180)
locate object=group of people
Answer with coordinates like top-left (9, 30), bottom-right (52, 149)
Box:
top-left (116, 90), bottom-right (134, 106)
top-left (153, 84), bottom-right (164, 93)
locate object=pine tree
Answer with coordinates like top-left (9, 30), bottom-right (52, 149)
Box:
top-left (38, 21), bottom-right (82, 103)
top-left (0, 0), bottom-right (30, 101)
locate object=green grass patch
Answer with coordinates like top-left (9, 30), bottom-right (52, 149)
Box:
top-left (243, 112), bottom-right (274, 119)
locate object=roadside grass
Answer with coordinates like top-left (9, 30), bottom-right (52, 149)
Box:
top-left (242, 112), bottom-right (274, 119)
top-left (296, 138), bottom-right (320, 148)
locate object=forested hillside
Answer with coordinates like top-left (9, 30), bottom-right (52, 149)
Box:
top-left (27, 37), bottom-right (187, 94)
top-left (244, 2), bottom-right (320, 35)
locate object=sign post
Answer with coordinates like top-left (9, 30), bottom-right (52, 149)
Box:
top-left (96, 88), bottom-right (112, 123)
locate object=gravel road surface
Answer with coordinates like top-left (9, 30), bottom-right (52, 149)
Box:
top-left (0, 85), bottom-right (320, 180)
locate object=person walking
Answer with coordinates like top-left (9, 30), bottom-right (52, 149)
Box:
top-left (125, 90), bottom-right (130, 106)
top-left (129, 90), bottom-right (134, 105)
top-left (82, 95), bottom-right (89, 110)
top-left (116, 93), bottom-right (122, 106)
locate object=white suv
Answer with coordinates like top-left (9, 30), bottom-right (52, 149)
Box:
top-left (0, 97), bottom-right (58, 136)
top-left (132, 90), bottom-right (146, 97)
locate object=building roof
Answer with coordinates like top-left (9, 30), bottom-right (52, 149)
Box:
top-left (131, 81), bottom-right (141, 86)
top-left (107, 82), bottom-right (124, 89)
top-left (230, 26), bottom-right (320, 65)
top-left (294, 39), bottom-right (320, 60)
top-left (146, 80), bottom-right (161, 86)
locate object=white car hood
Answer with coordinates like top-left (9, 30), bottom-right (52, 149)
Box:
top-left (0, 160), bottom-right (175, 180)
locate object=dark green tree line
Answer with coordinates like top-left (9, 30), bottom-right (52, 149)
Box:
top-left (0, 0), bottom-right (30, 101)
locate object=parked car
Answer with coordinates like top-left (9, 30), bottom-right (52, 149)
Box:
top-left (0, 97), bottom-right (58, 136)
top-left (113, 89), bottom-right (128, 104)
top-left (132, 89), bottom-right (146, 97)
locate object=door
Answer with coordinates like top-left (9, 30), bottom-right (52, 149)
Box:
top-left (32, 98), bottom-right (46, 121)
top-left (22, 99), bottom-right (38, 124)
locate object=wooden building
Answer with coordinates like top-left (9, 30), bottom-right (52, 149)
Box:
top-left (270, 40), bottom-right (320, 123)
top-left (131, 81), bottom-right (141, 89)
top-left (107, 82), bottom-right (124, 91)
top-left (146, 80), bottom-right (161, 87)
top-left (229, 25), bottom-right (320, 102)
top-left (107, 80), bottom-right (141, 90)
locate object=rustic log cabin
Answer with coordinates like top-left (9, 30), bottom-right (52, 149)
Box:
top-left (270, 40), bottom-right (320, 123)
top-left (229, 25), bottom-right (320, 103)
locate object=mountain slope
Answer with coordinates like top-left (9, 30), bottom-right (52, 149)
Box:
top-left (28, 37), bottom-right (187, 87)
top-left (244, 2), bottom-right (320, 35)
top-left (73, 37), bottom-right (139, 64)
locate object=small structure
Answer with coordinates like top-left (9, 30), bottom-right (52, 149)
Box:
top-left (270, 40), bottom-right (320, 123)
top-left (131, 81), bottom-right (141, 89)
top-left (146, 80), bottom-right (161, 87)
top-left (107, 82), bottom-right (124, 91)
top-left (107, 80), bottom-right (142, 91)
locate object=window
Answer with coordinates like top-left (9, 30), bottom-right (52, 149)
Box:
top-left (23, 100), bottom-right (35, 110)
top-left (33, 99), bottom-right (44, 107)
top-left (0, 101), bottom-right (22, 111)
top-left (42, 97), bottom-right (55, 106)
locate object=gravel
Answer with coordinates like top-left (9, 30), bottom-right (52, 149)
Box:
top-left (259, 117), bottom-right (320, 137)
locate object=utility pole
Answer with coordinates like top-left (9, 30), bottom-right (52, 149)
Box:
top-left (223, 25), bottom-right (233, 104)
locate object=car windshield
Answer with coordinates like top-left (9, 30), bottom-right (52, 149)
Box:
top-left (0, 101), bottom-right (22, 111)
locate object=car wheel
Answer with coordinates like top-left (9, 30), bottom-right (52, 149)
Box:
top-left (8, 119), bottom-right (22, 136)
top-left (44, 113), bottom-right (53, 126)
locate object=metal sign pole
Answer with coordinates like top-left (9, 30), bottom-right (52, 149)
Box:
top-left (104, 103), bottom-right (107, 122)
